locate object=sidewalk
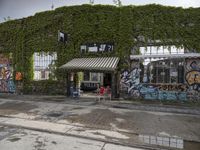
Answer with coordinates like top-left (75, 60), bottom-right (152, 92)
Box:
top-left (0, 116), bottom-right (192, 150)
top-left (0, 116), bottom-right (151, 150)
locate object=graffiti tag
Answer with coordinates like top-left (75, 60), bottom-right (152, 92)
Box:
top-left (185, 71), bottom-right (200, 85)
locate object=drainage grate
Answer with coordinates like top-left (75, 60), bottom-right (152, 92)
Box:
top-left (139, 134), bottom-right (184, 149)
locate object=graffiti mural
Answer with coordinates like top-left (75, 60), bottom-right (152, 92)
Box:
top-left (0, 65), bottom-right (11, 79)
top-left (120, 58), bottom-right (200, 101)
top-left (185, 71), bottom-right (200, 91)
top-left (0, 54), bottom-right (15, 93)
top-left (120, 67), bottom-right (188, 101)
top-left (185, 59), bottom-right (200, 92)
top-left (186, 91), bottom-right (200, 101)
top-left (185, 59), bottom-right (200, 71)
top-left (184, 58), bottom-right (200, 101)
top-left (120, 68), bottom-right (142, 98)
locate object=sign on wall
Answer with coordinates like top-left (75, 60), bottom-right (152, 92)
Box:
top-left (58, 31), bottom-right (68, 43)
top-left (80, 43), bottom-right (114, 53)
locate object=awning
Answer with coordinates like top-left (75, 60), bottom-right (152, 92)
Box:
top-left (130, 53), bottom-right (200, 60)
top-left (60, 57), bottom-right (119, 72)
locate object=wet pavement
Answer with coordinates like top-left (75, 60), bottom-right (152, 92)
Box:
top-left (0, 96), bottom-right (200, 149)
top-left (0, 94), bottom-right (200, 115)
top-left (0, 126), bottom-right (18, 141)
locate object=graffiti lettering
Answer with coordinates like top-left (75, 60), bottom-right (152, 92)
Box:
top-left (186, 59), bottom-right (200, 71)
top-left (185, 71), bottom-right (200, 85)
top-left (149, 84), bottom-right (188, 92)
top-left (185, 58), bottom-right (200, 92)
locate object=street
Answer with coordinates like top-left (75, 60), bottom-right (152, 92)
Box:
top-left (0, 96), bottom-right (200, 150)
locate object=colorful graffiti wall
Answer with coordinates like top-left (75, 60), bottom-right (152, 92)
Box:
top-left (0, 54), bottom-right (15, 93)
top-left (120, 58), bottom-right (200, 101)
top-left (185, 59), bottom-right (200, 91)
top-left (120, 68), bottom-right (187, 101)
top-left (185, 58), bottom-right (200, 100)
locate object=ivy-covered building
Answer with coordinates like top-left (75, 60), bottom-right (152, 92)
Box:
top-left (0, 4), bottom-right (199, 100)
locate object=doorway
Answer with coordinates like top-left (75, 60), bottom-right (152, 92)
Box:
top-left (103, 73), bottom-right (112, 87)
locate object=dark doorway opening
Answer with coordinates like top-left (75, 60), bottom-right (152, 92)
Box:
top-left (104, 73), bottom-right (112, 87)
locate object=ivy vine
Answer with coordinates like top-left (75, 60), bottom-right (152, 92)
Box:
top-left (0, 4), bottom-right (199, 85)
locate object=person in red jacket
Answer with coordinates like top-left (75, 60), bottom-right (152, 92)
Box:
top-left (99, 86), bottom-right (105, 96)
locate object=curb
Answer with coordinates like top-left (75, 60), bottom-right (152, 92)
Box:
top-left (105, 103), bottom-right (200, 115)
top-left (0, 117), bottom-right (160, 150)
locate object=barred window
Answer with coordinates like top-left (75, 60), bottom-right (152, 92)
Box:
top-left (139, 46), bottom-right (185, 84)
top-left (33, 52), bottom-right (57, 80)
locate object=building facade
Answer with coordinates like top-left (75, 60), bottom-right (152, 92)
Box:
top-left (0, 5), bottom-right (199, 100)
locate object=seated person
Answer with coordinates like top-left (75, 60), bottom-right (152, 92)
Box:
top-left (99, 86), bottom-right (105, 95)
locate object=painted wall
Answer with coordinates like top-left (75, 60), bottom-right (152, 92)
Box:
top-left (120, 58), bottom-right (200, 101)
top-left (0, 54), bottom-right (15, 93)
top-left (185, 58), bottom-right (200, 101)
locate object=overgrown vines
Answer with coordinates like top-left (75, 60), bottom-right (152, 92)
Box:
top-left (0, 4), bottom-right (199, 85)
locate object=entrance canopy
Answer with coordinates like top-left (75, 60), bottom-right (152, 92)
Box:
top-left (60, 57), bottom-right (119, 72)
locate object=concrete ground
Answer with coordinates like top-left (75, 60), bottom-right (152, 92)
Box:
top-left (0, 126), bottom-right (143, 150)
top-left (0, 95), bottom-right (200, 150)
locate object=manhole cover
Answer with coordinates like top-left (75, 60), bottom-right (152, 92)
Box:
top-left (46, 111), bottom-right (63, 117)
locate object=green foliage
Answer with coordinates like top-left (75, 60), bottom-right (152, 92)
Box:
top-left (0, 4), bottom-right (199, 87)
top-left (23, 80), bottom-right (65, 95)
